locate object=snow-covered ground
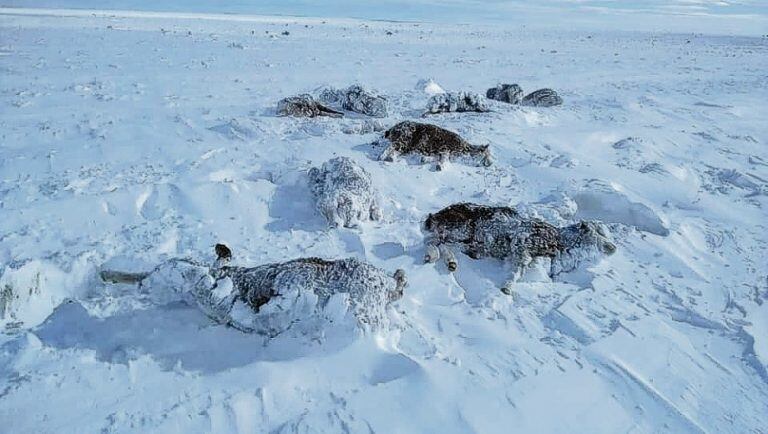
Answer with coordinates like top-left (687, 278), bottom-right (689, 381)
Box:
top-left (4, 0), bottom-right (768, 34)
top-left (1, 5), bottom-right (767, 433)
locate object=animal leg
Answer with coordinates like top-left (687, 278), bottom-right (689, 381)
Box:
top-left (435, 152), bottom-right (450, 171)
top-left (424, 243), bottom-right (440, 264)
top-left (369, 201), bottom-right (383, 221)
top-left (319, 202), bottom-right (340, 228)
top-left (501, 280), bottom-right (515, 296)
top-left (479, 145), bottom-right (493, 167)
top-left (336, 196), bottom-right (356, 228)
top-left (500, 265), bottom-right (525, 296)
top-left (505, 250), bottom-right (532, 287)
top-left (379, 144), bottom-right (398, 162)
top-left (440, 244), bottom-right (458, 272)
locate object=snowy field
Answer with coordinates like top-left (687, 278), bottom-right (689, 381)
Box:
top-left (1, 4), bottom-right (768, 433)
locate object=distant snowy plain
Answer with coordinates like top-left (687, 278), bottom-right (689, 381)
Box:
top-left (1, 2), bottom-right (767, 433)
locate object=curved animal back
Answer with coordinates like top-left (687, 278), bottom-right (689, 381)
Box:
top-left (425, 203), bottom-right (519, 241)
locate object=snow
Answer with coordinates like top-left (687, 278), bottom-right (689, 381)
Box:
top-left (1, 4), bottom-right (768, 433)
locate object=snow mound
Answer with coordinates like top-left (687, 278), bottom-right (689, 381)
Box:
top-left (572, 181), bottom-right (670, 236)
top-left (1, 258), bottom-right (94, 329)
top-left (415, 78), bottom-right (445, 96)
top-left (208, 118), bottom-right (264, 141)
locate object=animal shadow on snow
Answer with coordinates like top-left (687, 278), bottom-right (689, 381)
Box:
top-left (34, 300), bottom-right (356, 374)
top-left (352, 141), bottom-right (383, 162)
top-left (266, 170), bottom-right (327, 232)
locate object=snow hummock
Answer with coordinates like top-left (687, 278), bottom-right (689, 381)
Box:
top-left (416, 78), bottom-right (446, 96)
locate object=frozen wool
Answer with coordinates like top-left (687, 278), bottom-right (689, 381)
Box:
top-left (341, 119), bottom-right (386, 135)
top-left (423, 203), bottom-right (615, 285)
top-left (521, 88), bottom-right (563, 107)
top-left (486, 83), bottom-right (524, 104)
top-left (551, 220), bottom-right (617, 276)
top-left (318, 85), bottom-right (388, 117)
top-left (308, 156), bottom-right (383, 228)
top-left (276, 94), bottom-right (344, 118)
top-left (215, 257), bottom-right (406, 333)
top-left (379, 121), bottom-right (492, 169)
top-left (426, 91), bottom-right (489, 114)
top-left (104, 255), bottom-right (406, 335)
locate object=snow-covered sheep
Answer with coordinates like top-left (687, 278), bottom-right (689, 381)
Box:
top-left (521, 88), bottom-right (563, 107)
top-left (318, 85), bottom-right (388, 117)
top-left (378, 121), bottom-right (492, 170)
top-left (100, 248), bottom-right (406, 335)
top-left (214, 257), bottom-right (406, 332)
top-left (422, 203), bottom-right (615, 288)
top-left (308, 157), bottom-right (383, 228)
top-left (486, 84), bottom-right (524, 105)
top-left (276, 94), bottom-right (344, 118)
top-left (425, 91), bottom-right (489, 114)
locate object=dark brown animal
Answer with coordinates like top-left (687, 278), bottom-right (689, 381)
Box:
top-left (378, 121), bottom-right (492, 169)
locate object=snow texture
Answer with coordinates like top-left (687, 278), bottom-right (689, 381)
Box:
top-left (308, 156), bottom-right (383, 228)
top-left (571, 180), bottom-right (670, 236)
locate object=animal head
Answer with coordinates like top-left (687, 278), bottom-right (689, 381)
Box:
top-left (213, 243), bottom-right (232, 271)
top-left (390, 269), bottom-right (407, 302)
top-left (383, 121), bottom-right (416, 145)
top-left (215, 243), bottom-right (232, 261)
top-left (559, 221), bottom-right (616, 255)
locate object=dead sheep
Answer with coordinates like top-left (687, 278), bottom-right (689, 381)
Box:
top-left (308, 156), bottom-right (383, 228)
top-left (276, 94), bottom-right (344, 118)
top-left (521, 88), bottom-right (563, 107)
top-left (422, 203), bottom-right (615, 289)
top-left (214, 256), bottom-right (406, 332)
top-left (426, 91), bottom-right (489, 114)
top-left (101, 247), bottom-right (406, 335)
top-left (318, 85), bottom-right (388, 117)
top-left (378, 121), bottom-right (492, 169)
top-left (486, 84), bottom-right (524, 105)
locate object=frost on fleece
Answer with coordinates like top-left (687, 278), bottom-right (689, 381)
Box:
top-left (423, 203), bottom-right (616, 283)
top-left (137, 256), bottom-right (406, 336)
top-left (309, 156), bottom-right (383, 228)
